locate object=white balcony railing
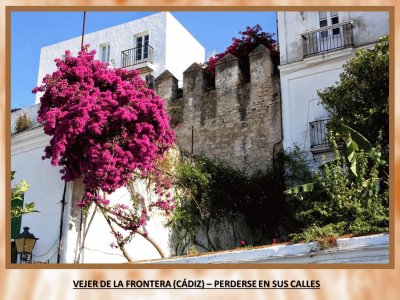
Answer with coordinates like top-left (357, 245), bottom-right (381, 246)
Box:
top-left (301, 21), bottom-right (354, 57)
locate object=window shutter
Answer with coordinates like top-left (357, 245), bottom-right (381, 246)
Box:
top-left (11, 192), bottom-right (24, 239)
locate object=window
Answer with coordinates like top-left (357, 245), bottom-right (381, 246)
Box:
top-left (100, 44), bottom-right (111, 62)
top-left (319, 12), bottom-right (328, 28)
top-left (319, 11), bottom-right (340, 28)
top-left (143, 35), bottom-right (149, 59)
top-left (331, 12), bottom-right (340, 35)
top-left (302, 11), bottom-right (352, 57)
top-left (319, 11), bottom-right (340, 38)
top-left (135, 34), bottom-right (149, 61)
top-left (317, 11), bottom-right (344, 52)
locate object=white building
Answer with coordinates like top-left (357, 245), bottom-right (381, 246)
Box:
top-left (12, 12), bottom-right (205, 264)
top-left (277, 11), bottom-right (389, 162)
top-left (35, 11), bottom-right (205, 103)
top-left (11, 116), bottom-right (173, 263)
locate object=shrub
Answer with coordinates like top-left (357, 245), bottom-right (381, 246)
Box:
top-left (288, 133), bottom-right (389, 243)
top-left (14, 112), bottom-right (31, 133)
top-left (169, 153), bottom-right (290, 253)
top-left (318, 36), bottom-right (389, 158)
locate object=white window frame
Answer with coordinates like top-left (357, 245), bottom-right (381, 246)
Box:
top-left (134, 33), bottom-right (149, 62)
top-left (319, 11), bottom-right (340, 38)
top-left (100, 43), bottom-right (111, 62)
top-left (317, 11), bottom-right (341, 52)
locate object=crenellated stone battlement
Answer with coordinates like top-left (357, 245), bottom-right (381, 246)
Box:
top-left (155, 44), bottom-right (281, 173)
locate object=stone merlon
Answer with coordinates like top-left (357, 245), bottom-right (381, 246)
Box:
top-left (154, 48), bottom-right (281, 173)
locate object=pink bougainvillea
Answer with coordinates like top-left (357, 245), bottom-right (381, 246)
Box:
top-left (205, 25), bottom-right (279, 85)
top-left (33, 47), bottom-right (175, 204)
top-left (33, 48), bottom-right (177, 258)
top-left (33, 50), bottom-right (174, 193)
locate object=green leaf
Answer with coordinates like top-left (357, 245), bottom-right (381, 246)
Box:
top-left (284, 182), bottom-right (315, 195)
top-left (350, 159), bottom-right (358, 176)
top-left (343, 133), bottom-right (352, 149)
top-left (10, 172), bottom-right (38, 219)
top-left (11, 202), bottom-right (39, 219)
top-left (11, 194), bottom-right (23, 202)
top-left (347, 150), bottom-right (355, 162)
top-left (338, 124), bottom-right (372, 153)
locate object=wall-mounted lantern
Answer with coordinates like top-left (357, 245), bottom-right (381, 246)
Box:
top-left (14, 226), bottom-right (38, 263)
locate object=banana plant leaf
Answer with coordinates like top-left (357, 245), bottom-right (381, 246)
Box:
top-left (284, 182), bottom-right (316, 195)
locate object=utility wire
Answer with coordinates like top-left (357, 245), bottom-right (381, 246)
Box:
top-left (32, 237), bottom-right (58, 257)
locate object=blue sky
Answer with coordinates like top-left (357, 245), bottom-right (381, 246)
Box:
top-left (11, 11), bottom-right (276, 108)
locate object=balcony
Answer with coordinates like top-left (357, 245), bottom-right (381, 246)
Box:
top-left (309, 119), bottom-right (330, 153)
top-left (301, 21), bottom-right (354, 58)
top-left (121, 45), bottom-right (154, 71)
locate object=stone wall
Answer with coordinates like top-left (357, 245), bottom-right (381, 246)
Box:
top-left (155, 44), bottom-right (282, 173)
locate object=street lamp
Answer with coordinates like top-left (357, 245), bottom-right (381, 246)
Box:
top-left (14, 226), bottom-right (38, 263)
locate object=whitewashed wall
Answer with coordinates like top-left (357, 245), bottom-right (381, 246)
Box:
top-left (11, 127), bottom-right (72, 263)
top-left (35, 11), bottom-right (205, 103)
top-left (277, 11), bottom-right (389, 162)
top-left (277, 11), bottom-right (389, 65)
top-left (65, 183), bottom-right (174, 263)
top-left (165, 12), bottom-right (205, 85)
top-left (10, 100), bottom-right (175, 263)
top-left (279, 53), bottom-right (351, 163)
top-left (11, 128), bottom-right (175, 263)
top-left (347, 12), bottom-right (389, 49)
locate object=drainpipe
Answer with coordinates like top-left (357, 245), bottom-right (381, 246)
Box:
top-left (272, 11), bottom-right (284, 177)
top-left (272, 96), bottom-right (284, 177)
top-left (57, 182), bottom-right (67, 263)
top-left (272, 13), bottom-right (287, 236)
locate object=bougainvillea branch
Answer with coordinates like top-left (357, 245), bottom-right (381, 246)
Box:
top-left (102, 208), bottom-right (166, 258)
top-left (33, 47), bottom-right (175, 260)
top-left (101, 208), bottom-right (134, 262)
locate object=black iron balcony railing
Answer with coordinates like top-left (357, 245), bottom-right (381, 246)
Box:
top-left (301, 21), bottom-right (354, 57)
top-left (309, 119), bottom-right (330, 150)
top-left (121, 45), bottom-right (154, 68)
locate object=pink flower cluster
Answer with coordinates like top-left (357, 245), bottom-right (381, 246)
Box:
top-left (148, 170), bottom-right (175, 216)
top-left (77, 192), bottom-right (110, 208)
top-left (33, 48), bottom-right (175, 202)
top-left (206, 25), bottom-right (278, 84)
top-left (108, 203), bottom-right (149, 248)
top-left (109, 203), bottom-right (148, 231)
top-left (110, 230), bottom-right (136, 248)
top-left (149, 198), bottom-right (176, 216)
